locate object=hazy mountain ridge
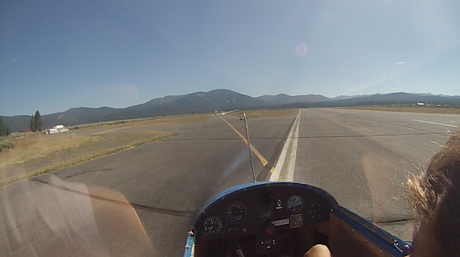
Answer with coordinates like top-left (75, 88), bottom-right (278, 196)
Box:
top-left (411, 93), bottom-right (460, 98)
top-left (256, 94), bottom-right (329, 104)
top-left (125, 95), bottom-right (185, 111)
top-left (2, 90), bottom-right (459, 132)
top-left (279, 92), bottom-right (460, 108)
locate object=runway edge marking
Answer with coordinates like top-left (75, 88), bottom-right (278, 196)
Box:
top-left (413, 119), bottom-right (458, 128)
top-left (270, 109), bottom-right (301, 182)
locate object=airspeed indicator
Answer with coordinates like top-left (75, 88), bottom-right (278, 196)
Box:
top-left (287, 195), bottom-right (304, 213)
top-left (203, 216), bottom-right (223, 235)
top-left (224, 201), bottom-right (247, 224)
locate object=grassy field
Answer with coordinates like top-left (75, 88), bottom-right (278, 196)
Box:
top-left (0, 130), bottom-right (174, 186)
top-left (230, 109), bottom-right (298, 119)
top-left (68, 113), bottom-right (209, 131)
top-left (339, 106), bottom-right (460, 114)
top-left (0, 113), bottom-right (214, 186)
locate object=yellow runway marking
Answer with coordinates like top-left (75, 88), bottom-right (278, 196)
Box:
top-left (220, 116), bottom-right (268, 166)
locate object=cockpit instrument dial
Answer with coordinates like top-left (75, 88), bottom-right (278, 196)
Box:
top-left (287, 195), bottom-right (304, 213)
top-left (224, 201), bottom-right (247, 224)
top-left (203, 216), bottom-right (223, 235)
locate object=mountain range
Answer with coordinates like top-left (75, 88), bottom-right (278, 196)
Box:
top-left (2, 89), bottom-right (460, 132)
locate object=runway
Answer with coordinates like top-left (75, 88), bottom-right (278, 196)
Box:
top-left (270, 108), bottom-right (458, 241)
top-left (1, 108), bottom-right (458, 256)
top-left (1, 114), bottom-right (294, 256)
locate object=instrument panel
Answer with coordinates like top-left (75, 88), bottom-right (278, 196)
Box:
top-left (194, 183), bottom-right (332, 239)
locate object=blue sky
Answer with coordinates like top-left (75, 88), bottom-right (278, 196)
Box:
top-left (1, 0), bottom-right (459, 116)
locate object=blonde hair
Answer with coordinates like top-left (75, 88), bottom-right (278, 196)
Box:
top-left (407, 130), bottom-right (460, 256)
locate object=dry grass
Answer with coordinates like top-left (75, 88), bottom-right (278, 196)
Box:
top-left (230, 109), bottom-right (298, 119)
top-left (8, 114), bottom-right (208, 140)
top-left (0, 130), bottom-right (174, 186)
top-left (0, 113), bottom-right (211, 186)
top-left (339, 106), bottom-right (460, 114)
top-left (69, 114), bottom-right (209, 131)
top-left (0, 134), bottom-right (98, 169)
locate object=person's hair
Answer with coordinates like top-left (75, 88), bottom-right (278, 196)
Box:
top-left (407, 130), bottom-right (460, 256)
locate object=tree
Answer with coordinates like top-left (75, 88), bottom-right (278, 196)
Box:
top-left (34, 111), bottom-right (43, 132)
top-left (30, 115), bottom-right (36, 132)
top-left (0, 117), bottom-right (6, 136)
top-left (6, 126), bottom-right (11, 136)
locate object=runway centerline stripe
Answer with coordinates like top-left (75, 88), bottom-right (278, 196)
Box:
top-left (220, 116), bottom-right (268, 166)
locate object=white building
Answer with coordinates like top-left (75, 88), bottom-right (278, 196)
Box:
top-left (47, 125), bottom-right (69, 134)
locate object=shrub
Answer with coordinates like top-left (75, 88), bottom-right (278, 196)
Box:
top-left (0, 140), bottom-right (15, 149)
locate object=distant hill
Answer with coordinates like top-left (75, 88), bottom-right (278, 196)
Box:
top-left (100, 89), bottom-right (266, 121)
top-left (171, 89), bottom-right (265, 111)
top-left (2, 89), bottom-right (266, 132)
top-left (43, 107), bottom-right (121, 125)
top-left (2, 107), bottom-right (122, 132)
top-left (412, 93), bottom-right (460, 99)
top-left (281, 92), bottom-right (460, 108)
top-left (331, 95), bottom-right (354, 100)
top-left (257, 94), bottom-right (329, 105)
top-left (125, 95), bottom-right (184, 111)
top-left (2, 115), bottom-right (32, 133)
top-left (2, 90), bottom-right (459, 132)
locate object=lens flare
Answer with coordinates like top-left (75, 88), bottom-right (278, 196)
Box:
top-left (295, 43), bottom-right (307, 57)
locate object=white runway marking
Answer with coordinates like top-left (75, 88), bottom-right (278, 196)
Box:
top-left (431, 141), bottom-right (444, 147)
top-left (413, 120), bottom-right (458, 128)
top-left (270, 110), bottom-right (301, 182)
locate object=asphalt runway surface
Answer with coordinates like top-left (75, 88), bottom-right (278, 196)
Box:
top-left (271, 108), bottom-right (458, 241)
top-left (1, 114), bottom-right (294, 256)
top-left (1, 109), bottom-right (458, 256)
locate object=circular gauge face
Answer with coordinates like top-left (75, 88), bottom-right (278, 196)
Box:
top-left (287, 195), bottom-right (304, 213)
top-left (308, 203), bottom-right (323, 218)
top-left (203, 216), bottom-right (223, 235)
top-left (259, 192), bottom-right (272, 205)
top-left (224, 201), bottom-right (247, 224)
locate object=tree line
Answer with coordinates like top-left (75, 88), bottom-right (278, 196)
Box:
top-left (0, 110), bottom-right (43, 137)
top-left (30, 111), bottom-right (43, 132)
top-left (0, 117), bottom-right (10, 137)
